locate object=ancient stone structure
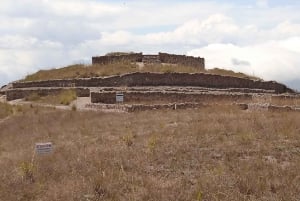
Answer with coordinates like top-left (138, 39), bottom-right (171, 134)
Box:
top-left (12, 72), bottom-right (292, 94)
top-left (92, 52), bottom-right (205, 69)
top-left (142, 55), bottom-right (161, 64)
top-left (5, 71), bottom-right (298, 108)
top-left (2, 53), bottom-right (299, 111)
top-left (158, 53), bottom-right (205, 68)
top-left (92, 53), bottom-right (143, 65)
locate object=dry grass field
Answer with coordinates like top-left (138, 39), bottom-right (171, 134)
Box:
top-left (0, 104), bottom-right (299, 201)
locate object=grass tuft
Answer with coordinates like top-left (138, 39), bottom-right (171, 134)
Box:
top-left (147, 135), bottom-right (158, 153)
top-left (121, 133), bottom-right (134, 147)
top-left (19, 161), bottom-right (35, 183)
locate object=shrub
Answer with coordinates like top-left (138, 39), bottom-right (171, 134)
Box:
top-left (148, 135), bottom-right (158, 152)
top-left (121, 133), bottom-right (135, 147)
top-left (19, 161), bottom-right (35, 183)
top-left (71, 104), bottom-right (77, 111)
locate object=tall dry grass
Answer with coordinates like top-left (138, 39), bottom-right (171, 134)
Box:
top-left (0, 105), bottom-right (299, 200)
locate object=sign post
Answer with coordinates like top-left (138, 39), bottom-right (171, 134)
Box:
top-left (35, 142), bottom-right (53, 154)
top-left (116, 93), bottom-right (124, 103)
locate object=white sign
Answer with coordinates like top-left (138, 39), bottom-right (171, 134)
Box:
top-left (35, 142), bottom-right (53, 154)
top-left (116, 93), bottom-right (124, 103)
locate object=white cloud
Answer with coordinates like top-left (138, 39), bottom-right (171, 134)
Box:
top-left (278, 37), bottom-right (300, 53)
top-left (82, 13), bottom-right (300, 49)
top-left (72, 13), bottom-right (300, 55)
top-left (0, 35), bottom-right (63, 49)
top-left (256, 0), bottom-right (269, 8)
top-left (142, 14), bottom-right (239, 45)
top-left (273, 21), bottom-right (300, 37)
top-left (0, 36), bottom-right (66, 85)
top-left (47, 0), bottom-right (126, 18)
top-left (188, 38), bottom-right (300, 82)
top-left (0, 0), bottom-right (300, 90)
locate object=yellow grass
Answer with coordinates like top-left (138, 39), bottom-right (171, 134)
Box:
top-left (0, 105), bottom-right (299, 200)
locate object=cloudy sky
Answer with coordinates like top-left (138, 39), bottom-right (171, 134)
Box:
top-left (1, 0), bottom-right (300, 90)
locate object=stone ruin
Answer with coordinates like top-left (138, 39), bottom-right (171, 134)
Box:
top-left (92, 52), bottom-right (205, 69)
top-left (1, 52), bottom-right (299, 112)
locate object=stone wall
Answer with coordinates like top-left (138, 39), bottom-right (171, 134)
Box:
top-left (12, 72), bottom-right (293, 94)
top-left (91, 91), bottom-right (252, 104)
top-left (12, 79), bottom-right (76, 88)
top-left (92, 52), bottom-right (205, 69)
top-left (6, 88), bottom-right (90, 101)
top-left (92, 53), bottom-right (143, 65)
top-left (240, 103), bottom-right (300, 112)
top-left (142, 55), bottom-right (161, 64)
top-left (85, 102), bottom-right (207, 112)
top-left (159, 53), bottom-right (205, 69)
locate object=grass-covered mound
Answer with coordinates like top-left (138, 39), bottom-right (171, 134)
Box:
top-left (23, 62), bottom-right (261, 82)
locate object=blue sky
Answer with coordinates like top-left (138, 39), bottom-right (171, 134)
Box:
top-left (0, 0), bottom-right (300, 90)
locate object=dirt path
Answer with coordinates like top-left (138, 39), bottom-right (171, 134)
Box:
top-left (72, 97), bottom-right (91, 110)
top-left (3, 96), bottom-right (126, 113)
top-left (5, 98), bottom-right (71, 110)
top-left (0, 115), bottom-right (12, 125)
top-left (0, 95), bottom-right (6, 103)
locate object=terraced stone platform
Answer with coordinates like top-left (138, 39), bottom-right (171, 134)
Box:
top-left (11, 72), bottom-right (293, 93)
top-left (2, 72), bottom-right (299, 112)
